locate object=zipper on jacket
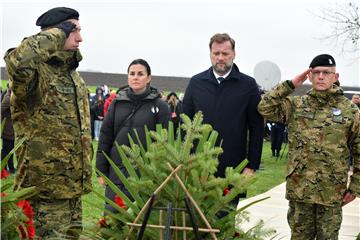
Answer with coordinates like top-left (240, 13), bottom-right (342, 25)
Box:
top-left (68, 70), bottom-right (86, 188)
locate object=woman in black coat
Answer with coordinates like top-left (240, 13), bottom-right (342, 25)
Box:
top-left (166, 92), bottom-right (183, 130)
top-left (96, 59), bottom-right (170, 213)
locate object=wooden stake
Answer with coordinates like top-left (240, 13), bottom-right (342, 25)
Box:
top-left (159, 210), bottom-right (163, 240)
top-left (167, 163), bottom-right (218, 240)
top-left (127, 223), bottom-right (220, 233)
top-left (182, 211), bottom-right (186, 240)
top-left (125, 164), bottom-right (183, 240)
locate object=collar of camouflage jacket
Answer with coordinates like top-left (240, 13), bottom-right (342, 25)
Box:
top-left (307, 84), bottom-right (344, 106)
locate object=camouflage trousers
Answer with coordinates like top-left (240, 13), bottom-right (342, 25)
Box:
top-left (287, 200), bottom-right (342, 240)
top-left (29, 197), bottom-right (82, 239)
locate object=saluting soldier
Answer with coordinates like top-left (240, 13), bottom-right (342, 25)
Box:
top-left (258, 54), bottom-right (359, 240)
top-left (4, 7), bottom-right (92, 239)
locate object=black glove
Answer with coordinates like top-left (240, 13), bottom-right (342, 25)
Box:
top-left (55, 21), bottom-right (76, 38)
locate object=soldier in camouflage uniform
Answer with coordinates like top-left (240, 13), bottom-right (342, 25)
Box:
top-left (3, 7), bottom-right (92, 239)
top-left (258, 54), bottom-right (359, 240)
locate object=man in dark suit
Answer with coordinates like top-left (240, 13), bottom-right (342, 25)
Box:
top-left (183, 33), bottom-right (264, 180)
top-left (269, 121), bottom-right (286, 157)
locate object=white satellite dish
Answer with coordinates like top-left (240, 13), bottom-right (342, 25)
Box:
top-left (253, 60), bottom-right (281, 91)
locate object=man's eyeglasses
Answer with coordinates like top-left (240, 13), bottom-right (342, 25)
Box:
top-left (311, 70), bottom-right (336, 77)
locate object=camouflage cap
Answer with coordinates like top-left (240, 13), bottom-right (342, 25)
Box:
top-left (309, 54), bottom-right (336, 68)
top-left (36, 7), bottom-right (79, 28)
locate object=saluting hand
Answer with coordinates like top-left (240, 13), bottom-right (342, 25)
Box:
top-left (291, 68), bottom-right (311, 88)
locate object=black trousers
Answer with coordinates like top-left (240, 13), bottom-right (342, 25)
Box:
top-left (271, 128), bottom-right (284, 155)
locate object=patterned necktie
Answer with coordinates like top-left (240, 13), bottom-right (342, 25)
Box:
top-left (218, 77), bottom-right (225, 83)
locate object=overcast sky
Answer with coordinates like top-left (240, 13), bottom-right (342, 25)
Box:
top-left (1, 0), bottom-right (359, 87)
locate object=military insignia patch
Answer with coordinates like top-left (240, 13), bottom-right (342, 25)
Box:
top-left (332, 108), bottom-right (343, 123)
top-left (332, 108), bottom-right (341, 116)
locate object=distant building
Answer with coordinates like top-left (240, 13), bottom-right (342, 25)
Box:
top-left (1, 67), bottom-right (359, 93)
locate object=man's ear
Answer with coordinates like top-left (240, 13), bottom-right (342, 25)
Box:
top-left (332, 73), bottom-right (340, 85)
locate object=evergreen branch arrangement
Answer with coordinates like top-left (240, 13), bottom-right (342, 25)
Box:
top-left (84, 112), bottom-right (276, 239)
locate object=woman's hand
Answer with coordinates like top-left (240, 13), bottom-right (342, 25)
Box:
top-left (342, 191), bottom-right (356, 206)
top-left (97, 177), bottom-right (106, 186)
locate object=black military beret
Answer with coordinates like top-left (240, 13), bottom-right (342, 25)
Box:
top-left (309, 54), bottom-right (336, 68)
top-left (36, 7), bottom-right (79, 28)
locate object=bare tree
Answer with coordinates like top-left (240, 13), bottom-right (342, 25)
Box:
top-left (315, 1), bottom-right (359, 55)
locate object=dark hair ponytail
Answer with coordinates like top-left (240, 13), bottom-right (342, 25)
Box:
top-left (127, 59), bottom-right (151, 75)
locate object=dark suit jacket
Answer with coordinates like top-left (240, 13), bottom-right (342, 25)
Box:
top-left (183, 64), bottom-right (264, 177)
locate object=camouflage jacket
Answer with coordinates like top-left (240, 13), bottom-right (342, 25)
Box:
top-left (4, 28), bottom-right (93, 199)
top-left (258, 81), bottom-right (360, 206)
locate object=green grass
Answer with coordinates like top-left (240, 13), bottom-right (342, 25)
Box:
top-left (82, 141), bottom-right (104, 226)
top-left (1, 80), bottom-right (8, 90)
top-left (247, 141), bottom-right (288, 197)
top-left (81, 140), bottom-right (288, 226)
